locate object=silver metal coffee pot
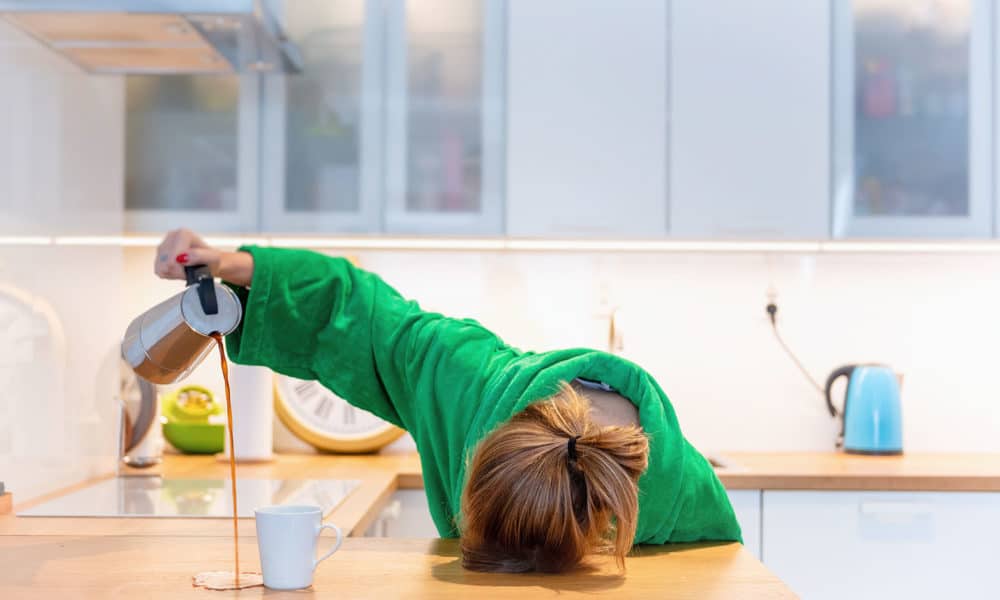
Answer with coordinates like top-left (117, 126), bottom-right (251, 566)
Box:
top-left (122, 265), bottom-right (242, 385)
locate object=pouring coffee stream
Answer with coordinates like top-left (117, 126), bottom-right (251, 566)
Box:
top-left (212, 331), bottom-right (241, 585)
top-left (122, 265), bottom-right (247, 585)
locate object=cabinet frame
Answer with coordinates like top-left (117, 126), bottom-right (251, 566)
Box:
top-left (124, 73), bottom-right (261, 234)
top-left (830, 0), bottom-right (995, 239)
top-left (124, 0), bottom-right (506, 236)
top-left (381, 0), bottom-right (507, 235)
top-left (257, 0), bottom-right (384, 234)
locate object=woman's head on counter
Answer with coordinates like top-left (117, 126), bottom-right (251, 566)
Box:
top-left (459, 384), bottom-right (649, 573)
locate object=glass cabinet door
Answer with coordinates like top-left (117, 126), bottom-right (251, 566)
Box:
top-left (259, 0), bottom-right (381, 233)
top-left (832, 0), bottom-right (992, 238)
top-left (382, 0), bottom-right (505, 234)
top-left (125, 74), bottom-right (259, 233)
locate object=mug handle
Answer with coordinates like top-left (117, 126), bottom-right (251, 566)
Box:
top-left (313, 523), bottom-right (344, 570)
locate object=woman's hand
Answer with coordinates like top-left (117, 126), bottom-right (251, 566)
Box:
top-left (154, 229), bottom-right (255, 287)
top-left (154, 228), bottom-right (219, 280)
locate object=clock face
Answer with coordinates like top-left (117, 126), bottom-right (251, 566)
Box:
top-left (274, 376), bottom-right (403, 452)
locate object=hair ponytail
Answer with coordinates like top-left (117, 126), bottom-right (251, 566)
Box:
top-left (460, 383), bottom-right (649, 573)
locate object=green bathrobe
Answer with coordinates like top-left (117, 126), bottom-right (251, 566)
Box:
top-left (225, 246), bottom-right (741, 545)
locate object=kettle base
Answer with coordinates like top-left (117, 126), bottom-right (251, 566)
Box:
top-left (844, 448), bottom-right (903, 456)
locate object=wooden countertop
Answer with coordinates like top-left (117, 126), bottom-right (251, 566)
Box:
top-left (715, 451), bottom-right (1000, 491)
top-left (0, 452), bottom-right (794, 598)
top-left (2, 450), bottom-right (989, 598)
top-left (5, 450), bottom-right (997, 538)
top-left (0, 536), bottom-right (795, 599)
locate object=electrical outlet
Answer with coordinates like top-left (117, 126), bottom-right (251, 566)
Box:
top-left (765, 286), bottom-right (779, 326)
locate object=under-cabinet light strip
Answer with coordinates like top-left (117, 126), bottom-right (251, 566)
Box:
top-left (267, 237), bottom-right (509, 250)
top-left (0, 236), bottom-right (53, 245)
top-left (53, 235), bottom-right (161, 246)
top-left (2, 236), bottom-right (1000, 253)
top-left (504, 239), bottom-right (825, 252)
top-left (203, 236), bottom-right (271, 248)
top-left (816, 241), bottom-right (1000, 253)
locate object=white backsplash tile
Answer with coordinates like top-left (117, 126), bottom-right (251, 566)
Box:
top-left (124, 247), bottom-right (1000, 455)
top-left (0, 246), bottom-right (122, 501)
top-left (0, 21), bottom-right (124, 501)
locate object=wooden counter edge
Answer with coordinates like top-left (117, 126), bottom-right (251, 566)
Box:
top-left (719, 472), bottom-right (1000, 491)
top-left (397, 471), bottom-right (424, 489)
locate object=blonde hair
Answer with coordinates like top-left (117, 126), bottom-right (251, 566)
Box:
top-left (460, 383), bottom-right (649, 573)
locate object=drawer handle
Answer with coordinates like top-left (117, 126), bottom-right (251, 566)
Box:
top-left (860, 502), bottom-right (933, 517)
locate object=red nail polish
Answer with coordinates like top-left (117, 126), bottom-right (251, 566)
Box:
top-left (176, 253), bottom-right (189, 264)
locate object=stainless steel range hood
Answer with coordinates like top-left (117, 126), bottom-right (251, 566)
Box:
top-left (0, 0), bottom-right (302, 74)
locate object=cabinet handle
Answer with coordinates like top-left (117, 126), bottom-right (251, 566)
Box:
top-left (859, 502), bottom-right (934, 517)
top-left (379, 500), bottom-right (402, 521)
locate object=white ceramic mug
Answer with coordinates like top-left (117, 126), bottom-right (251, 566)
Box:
top-left (254, 505), bottom-right (343, 590)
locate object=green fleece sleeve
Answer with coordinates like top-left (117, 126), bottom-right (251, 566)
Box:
top-left (223, 246), bottom-right (507, 440)
top-left (666, 441), bottom-right (743, 543)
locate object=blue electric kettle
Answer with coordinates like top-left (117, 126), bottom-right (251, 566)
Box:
top-left (824, 364), bottom-right (903, 455)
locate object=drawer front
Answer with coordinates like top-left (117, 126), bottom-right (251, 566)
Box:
top-left (727, 490), bottom-right (762, 559)
top-left (762, 491), bottom-right (1000, 600)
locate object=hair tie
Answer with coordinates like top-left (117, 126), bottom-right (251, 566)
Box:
top-left (567, 435), bottom-right (581, 461)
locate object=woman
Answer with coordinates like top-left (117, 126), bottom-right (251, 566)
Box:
top-left (155, 229), bottom-right (741, 573)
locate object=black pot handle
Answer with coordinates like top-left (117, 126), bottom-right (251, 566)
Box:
top-left (824, 365), bottom-right (856, 418)
top-left (184, 265), bottom-right (219, 316)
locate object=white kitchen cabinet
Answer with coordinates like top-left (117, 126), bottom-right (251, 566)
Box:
top-left (124, 0), bottom-right (506, 236)
top-left (382, 0), bottom-right (506, 235)
top-left (125, 74), bottom-right (260, 233)
top-left (762, 490), bottom-right (1000, 600)
top-left (258, 0), bottom-right (381, 233)
top-left (0, 21), bottom-right (124, 235)
top-left (669, 0), bottom-right (830, 239)
top-left (727, 490), bottom-right (761, 560)
top-left (831, 0), bottom-right (993, 238)
top-left (504, 0), bottom-right (668, 237)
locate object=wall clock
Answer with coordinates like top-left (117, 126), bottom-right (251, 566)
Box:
top-left (273, 375), bottom-right (404, 454)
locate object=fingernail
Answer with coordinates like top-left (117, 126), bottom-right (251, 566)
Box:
top-left (176, 253), bottom-right (189, 264)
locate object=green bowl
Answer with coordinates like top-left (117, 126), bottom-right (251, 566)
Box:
top-left (163, 422), bottom-right (224, 455)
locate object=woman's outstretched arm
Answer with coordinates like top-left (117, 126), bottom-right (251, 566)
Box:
top-left (152, 229), bottom-right (513, 439)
